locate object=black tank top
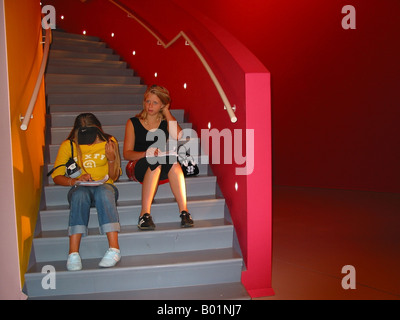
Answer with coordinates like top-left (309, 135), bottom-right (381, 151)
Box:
top-left (130, 117), bottom-right (169, 152)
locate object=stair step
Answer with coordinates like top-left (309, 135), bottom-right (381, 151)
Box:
top-left (45, 83), bottom-right (145, 94)
top-left (46, 65), bottom-right (134, 76)
top-left (28, 282), bottom-right (250, 300)
top-left (25, 248), bottom-right (243, 298)
top-left (47, 58), bottom-right (128, 69)
top-left (50, 110), bottom-right (184, 127)
top-left (51, 36), bottom-right (108, 48)
top-left (44, 176), bottom-right (217, 207)
top-left (39, 197), bottom-right (225, 231)
top-left (49, 49), bottom-right (120, 61)
top-left (46, 73), bottom-right (140, 85)
top-left (48, 104), bottom-right (143, 113)
top-left (52, 30), bottom-right (101, 42)
top-left (50, 43), bottom-right (113, 54)
top-left (47, 93), bottom-right (142, 105)
top-left (33, 219), bottom-right (234, 261)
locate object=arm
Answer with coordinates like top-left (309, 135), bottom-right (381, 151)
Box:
top-left (53, 174), bottom-right (92, 187)
top-left (105, 139), bottom-right (120, 181)
top-left (162, 105), bottom-right (182, 140)
top-left (123, 119), bottom-right (146, 161)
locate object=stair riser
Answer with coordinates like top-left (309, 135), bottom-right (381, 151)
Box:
top-left (47, 59), bottom-right (127, 69)
top-left (46, 74), bottom-right (139, 85)
top-left (44, 177), bottom-right (216, 207)
top-left (46, 84), bottom-right (146, 94)
top-left (47, 93), bottom-right (142, 105)
top-left (49, 104), bottom-right (143, 113)
top-left (49, 50), bottom-right (120, 61)
top-left (50, 110), bottom-right (184, 127)
top-left (50, 44), bottom-right (113, 54)
top-left (52, 31), bottom-right (100, 42)
top-left (46, 65), bottom-right (134, 76)
top-left (40, 199), bottom-right (225, 231)
top-left (25, 259), bottom-right (242, 298)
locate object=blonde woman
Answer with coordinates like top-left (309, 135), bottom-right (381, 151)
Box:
top-left (51, 113), bottom-right (122, 271)
top-left (123, 85), bottom-right (194, 230)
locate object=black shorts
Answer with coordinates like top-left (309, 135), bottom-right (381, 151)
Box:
top-left (134, 155), bottom-right (178, 183)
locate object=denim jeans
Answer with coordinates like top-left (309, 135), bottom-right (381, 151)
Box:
top-left (67, 183), bottom-right (120, 237)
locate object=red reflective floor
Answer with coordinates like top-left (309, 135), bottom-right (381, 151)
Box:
top-left (258, 186), bottom-right (400, 300)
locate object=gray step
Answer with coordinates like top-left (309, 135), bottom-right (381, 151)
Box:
top-left (48, 104), bottom-right (144, 113)
top-left (49, 123), bottom-right (193, 144)
top-left (45, 83), bottom-right (145, 94)
top-left (44, 176), bottom-right (217, 207)
top-left (50, 110), bottom-right (184, 127)
top-left (52, 30), bottom-right (101, 42)
top-left (50, 43), bottom-right (114, 54)
top-left (46, 74), bottom-right (140, 85)
top-left (39, 197), bottom-right (225, 231)
top-left (27, 282), bottom-right (250, 300)
top-left (46, 65), bottom-right (134, 76)
top-left (51, 36), bottom-right (107, 48)
top-left (47, 58), bottom-right (128, 69)
top-left (47, 93), bottom-right (141, 105)
top-left (49, 49), bottom-right (120, 61)
top-left (25, 247), bottom-right (243, 298)
top-left (33, 219), bottom-right (233, 262)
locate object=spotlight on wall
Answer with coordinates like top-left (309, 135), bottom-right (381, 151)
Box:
top-left (183, 83), bottom-right (187, 89)
top-left (132, 51), bottom-right (136, 55)
top-left (82, 30), bottom-right (87, 35)
top-left (154, 72), bottom-right (158, 78)
top-left (111, 32), bottom-right (115, 37)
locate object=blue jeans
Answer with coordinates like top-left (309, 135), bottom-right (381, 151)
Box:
top-left (67, 184), bottom-right (120, 237)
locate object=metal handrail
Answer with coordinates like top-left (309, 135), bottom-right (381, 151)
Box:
top-left (108, 0), bottom-right (238, 123)
top-left (20, 20), bottom-right (52, 131)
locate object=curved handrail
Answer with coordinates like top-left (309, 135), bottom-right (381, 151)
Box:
top-left (20, 20), bottom-right (52, 131)
top-left (108, 0), bottom-right (237, 123)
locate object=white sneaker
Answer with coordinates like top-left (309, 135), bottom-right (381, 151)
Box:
top-left (67, 252), bottom-right (82, 271)
top-left (99, 248), bottom-right (121, 268)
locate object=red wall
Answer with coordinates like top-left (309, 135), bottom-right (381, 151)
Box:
top-left (186, 0), bottom-right (400, 193)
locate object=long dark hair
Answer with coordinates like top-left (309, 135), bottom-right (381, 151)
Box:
top-left (67, 113), bottom-right (121, 179)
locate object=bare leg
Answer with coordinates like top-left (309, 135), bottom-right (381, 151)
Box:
top-left (69, 234), bottom-right (82, 254)
top-left (106, 231), bottom-right (119, 249)
top-left (168, 163), bottom-right (188, 213)
top-left (140, 166), bottom-right (161, 215)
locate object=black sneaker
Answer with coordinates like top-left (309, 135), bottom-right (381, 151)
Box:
top-left (138, 213), bottom-right (155, 230)
top-left (180, 211), bottom-right (194, 228)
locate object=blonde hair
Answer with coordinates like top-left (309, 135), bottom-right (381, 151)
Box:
top-left (136, 85), bottom-right (171, 120)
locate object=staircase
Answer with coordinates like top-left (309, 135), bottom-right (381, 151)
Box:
top-left (24, 31), bottom-right (249, 299)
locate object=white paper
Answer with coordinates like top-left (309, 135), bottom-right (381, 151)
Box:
top-left (75, 175), bottom-right (109, 186)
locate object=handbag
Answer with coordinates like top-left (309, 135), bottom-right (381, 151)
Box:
top-left (47, 140), bottom-right (82, 178)
top-left (178, 145), bottom-right (199, 177)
